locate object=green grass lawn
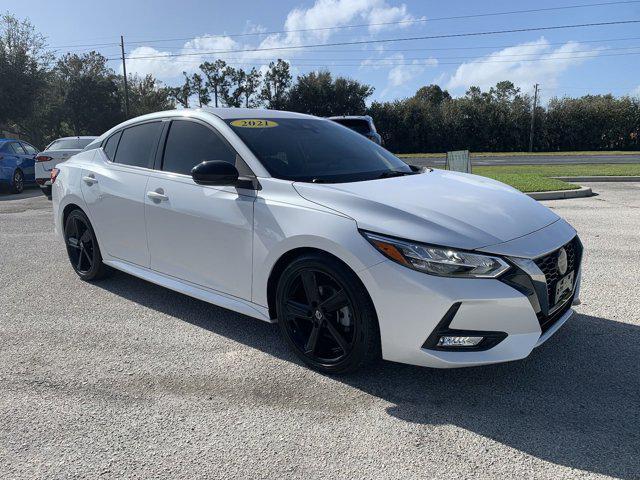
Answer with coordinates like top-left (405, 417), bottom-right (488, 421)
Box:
top-left (476, 173), bottom-right (580, 192)
top-left (468, 163), bottom-right (640, 192)
top-left (397, 151), bottom-right (639, 158)
top-left (472, 163), bottom-right (640, 177)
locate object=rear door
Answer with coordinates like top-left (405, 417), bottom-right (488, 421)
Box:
top-left (145, 118), bottom-right (255, 300)
top-left (81, 121), bottom-right (164, 267)
top-left (19, 142), bottom-right (37, 181)
top-left (9, 142), bottom-right (35, 181)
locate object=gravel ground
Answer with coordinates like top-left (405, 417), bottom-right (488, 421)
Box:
top-left (1, 184), bottom-right (638, 480)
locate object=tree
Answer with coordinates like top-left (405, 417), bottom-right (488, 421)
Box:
top-left (225, 67), bottom-right (262, 108)
top-left (286, 71), bottom-right (374, 116)
top-left (414, 84), bottom-right (451, 105)
top-left (168, 72), bottom-right (193, 108)
top-left (242, 67), bottom-right (262, 108)
top-left (0, 13), bottom-right (52, 129)
top-left (222, 67), bottom-right (243, 107)
top-left (260, 59), bottom-right (292, 109)
top-left (125, 74), bottom-right (175, 116)
top-left (190, 72), bottom-right (210, 107)
top-left (56, 51), bottom-right (122, 135)
top-left (200, 59), bottom-right (232, 107)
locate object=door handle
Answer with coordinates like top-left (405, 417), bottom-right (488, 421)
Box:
top-left (146, 189), bottom-right (168, 202)
top-left (82, 174), bottom-right (98, 185)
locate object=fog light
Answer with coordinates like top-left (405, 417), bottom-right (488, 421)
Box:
top-left (437, 335), bottom-right (483, 347)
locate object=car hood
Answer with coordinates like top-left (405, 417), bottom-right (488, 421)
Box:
top-left (293, 169), bottom-right (559, 250)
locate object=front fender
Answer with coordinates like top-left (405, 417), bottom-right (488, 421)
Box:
top-left (252, 197), bottom-right (384, 308)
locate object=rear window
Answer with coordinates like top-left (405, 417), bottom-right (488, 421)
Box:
top-left (330, 119), bottom-right (371, 135)
top-left (22, 143), bottom-right (38, 154)
top-left (47, 138), bottom-right (95, 150)
top-left (103, 131), bottom-right (122, 161)
top-left (113, 122), bottom-right (162, 168)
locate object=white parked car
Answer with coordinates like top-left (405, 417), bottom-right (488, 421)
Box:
top-left (36, 136), bottom-right (97, 196)
top-left (51, 108), bottom-right (582, 373)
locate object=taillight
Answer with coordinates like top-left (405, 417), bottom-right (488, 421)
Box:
top-left (50, 168), bottom-right (60, 184)
top-left (36, 155), bottom-right (53, 162)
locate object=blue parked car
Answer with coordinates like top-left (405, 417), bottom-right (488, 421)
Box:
top-left (0, 138), bottom-right (39, 193)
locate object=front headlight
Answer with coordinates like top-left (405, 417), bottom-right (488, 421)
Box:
top-left (361, 231), bottom-right (510, 278)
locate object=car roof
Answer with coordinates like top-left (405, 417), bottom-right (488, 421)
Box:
top-left (52, 136), bottom-right (99, 140)
top-left (327, 115), bottom-right (372, 121)
top-left (87, 108), bottom-right (323, 149)
top-left (200, 107), bottom-right (316, 120)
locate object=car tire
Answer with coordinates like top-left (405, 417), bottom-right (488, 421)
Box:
top-left (10, 169), bottom-right (24, 194)
top-left (41, 186), bottom-right (52, 198)
top-left (64, 209), bottom-right (109, 281)
top-left (275, 253), bottom-right (381, 374)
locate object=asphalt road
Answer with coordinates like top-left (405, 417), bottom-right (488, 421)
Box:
top-left (1, 184), bottom-right (639, 479)
top-left (404, 154), bottom-right (640, 168)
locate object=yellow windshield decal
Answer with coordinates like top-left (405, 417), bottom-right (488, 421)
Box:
top-left (230, 119), bottom-right (279, 128)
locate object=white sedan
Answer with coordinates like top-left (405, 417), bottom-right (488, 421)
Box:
top-left (51, 108), bottom-right (582, 373)
top-left (35, 136), bottom-right (97, 196)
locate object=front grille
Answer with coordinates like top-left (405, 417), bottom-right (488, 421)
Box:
top-left (533, 236), bottom-right (581, 307)
top-left (537, 293), bottom-right (574, 334)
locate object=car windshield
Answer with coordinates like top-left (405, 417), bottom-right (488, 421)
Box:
top-left (226, 118), bottom-right (411, 183)
top-left (47, 138), bottom-right (94, 150)
top-left (331, 118), bottom-right (371, 135)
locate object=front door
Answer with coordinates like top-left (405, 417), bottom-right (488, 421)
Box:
top-left (144, 119), bottom-right (255, 300)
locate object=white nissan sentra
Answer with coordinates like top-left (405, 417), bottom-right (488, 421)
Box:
top-left (51, 108), bottom-right (582, 373)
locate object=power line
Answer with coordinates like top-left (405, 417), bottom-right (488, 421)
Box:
top-left (121, 50), bottom-right (640, 67)
top-left (113, 45), bottom-right (640, 63)
top-left (49, 0), bottom-right (640, 49)
top-left (56, 35), bottom-right (640, 59)
top-left (113, 19), bottom-right (640, 61)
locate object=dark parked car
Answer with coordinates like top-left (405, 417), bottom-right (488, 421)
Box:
top-left (327, 115), bottom-right (382, 145)
top-left (0, 138), bottom-right (38, 193)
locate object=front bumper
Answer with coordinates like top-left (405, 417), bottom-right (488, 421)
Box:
top-left (357, 223), bottom-right (582, 368)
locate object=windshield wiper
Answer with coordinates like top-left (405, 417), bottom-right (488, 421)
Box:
top-left (310, 177), bottom-right (334, 183)
top-left (375, 170), bottom-right (414, 179)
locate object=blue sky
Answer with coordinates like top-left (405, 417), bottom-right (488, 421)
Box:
top-left (8, 0), bottom-right (640, 103)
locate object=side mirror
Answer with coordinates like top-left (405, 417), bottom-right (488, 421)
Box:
top-left (191, 161), bottom-right (239, 186)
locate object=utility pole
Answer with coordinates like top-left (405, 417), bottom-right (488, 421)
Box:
top-left (120, 35), bottom-right (130, 118)
top-left (529, 83), bottom-right (539, 152)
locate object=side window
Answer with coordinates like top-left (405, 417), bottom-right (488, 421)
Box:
top-left (113, 122), bottom-right (162, 168)
top-left (103, 131), bottom-right (122, 161)
top-left (21, 143), bottom-right (38, 154)
top-left (162, 120), bottom-right (236, 176)
top-left (9, 142), bottom-right (26, 154)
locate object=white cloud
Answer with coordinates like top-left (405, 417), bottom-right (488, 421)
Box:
top-left (446, 38), bottom-right (601, 94)
top-left (124, 34), bottom-right (242, 81)
top-left (123, 0), bottom-right (421, 82)
top-left (367, 53), bottom-right (437, 99)
top-left (631, 85), bottom-right (640, 97)
top-left (388, 56), bottom-right (438, 87)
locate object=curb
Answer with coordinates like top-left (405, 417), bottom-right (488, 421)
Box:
top-left (527, 186), bottom-right (593, 200)
top-left (552, 175), bottom-right (640, 182)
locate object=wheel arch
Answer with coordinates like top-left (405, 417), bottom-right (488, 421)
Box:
top-left (62, 202), bottom-right (85, 229)
top-left (265, 246), bottom-right (376, 321)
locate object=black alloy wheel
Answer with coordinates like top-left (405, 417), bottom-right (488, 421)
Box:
top-left (11, 169), bottom-right (24, 194)
top-left (64, 209), bottom-right (108, 281)
top-left (276, 254), bottom-right (380, 374)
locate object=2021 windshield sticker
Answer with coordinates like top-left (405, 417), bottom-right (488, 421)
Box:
top-left (230, 119), bottom-right (279, 128)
